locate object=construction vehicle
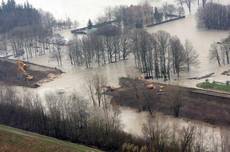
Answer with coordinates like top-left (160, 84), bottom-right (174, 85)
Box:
top-left (146, 83), bottom-right (165, 94)
top-left (16, 60), bottom-right (33, 81)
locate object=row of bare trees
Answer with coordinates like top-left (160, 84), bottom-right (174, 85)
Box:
top-left (68, 27), bottom-right (198, 79)
top-left (68, 26), bottom-right (131, 68)
top-left (0, 85), bottom-right (229, 152)
top-left (131, 30), bottom-right (198, 80)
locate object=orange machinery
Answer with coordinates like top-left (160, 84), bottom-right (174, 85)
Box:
top-left (16, 60), bottom-right (33, 81)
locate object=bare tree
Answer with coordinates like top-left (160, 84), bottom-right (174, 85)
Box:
top-left (210, 43), bottom-right (221, 66)
top-left (202, 0), bottom-right (208, 8)
top-left (184, 40), bottom-right (199, 72)
top-left (170, 36), bottom-right (185, 78)
top-left (176, 0), bottom-right (184, 9)
top-left (180, 126), bottom-right (196, 152)
top-left (155, 31), bottom-right (171, 80)
top-left (142, 116), bottom-right (170, 152)
top-left (184, 0), bottom-right (195, 13)
top-left (87, 73), bottom-right (107, 107)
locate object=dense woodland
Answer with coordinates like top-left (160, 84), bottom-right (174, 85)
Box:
top-left (198, 3), bottom-right (230, 30)
top-left (0, 0), bottom-right (75, 61)
top-left (0, 0), bottom-right (42, 33)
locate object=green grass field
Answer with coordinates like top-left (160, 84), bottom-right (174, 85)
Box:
top-left (197, 81), bottom-right (230, 93)
top-left (0, 125), bottom-right (102, 152)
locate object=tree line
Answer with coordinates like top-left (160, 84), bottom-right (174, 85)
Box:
top-left (93, 2), bottom-right (185, 29)
top-left (131, 30), bottom-right (199, 80)
top-left (0, 0), bottom-right (41, 33)
top-left (68, 25), bottom-right (131, 68)
top-left (69, 27), bottom-right (198, 79)
top-left (198, 2), bottom-right (230, 30)
top-left (0, 0), bottom-right (76, 61)
top-left (95, 0), bottom-right (210, 29)
top-left (0, 86), bottom-right (229, 152)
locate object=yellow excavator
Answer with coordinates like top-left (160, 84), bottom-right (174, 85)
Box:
top-left (146, 83), bottom-right (165, 93)
top-left (16, 60), bottom-right (33, 81)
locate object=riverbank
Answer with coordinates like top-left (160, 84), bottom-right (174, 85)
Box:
top-left (107, 77), bottom-right (230, 127)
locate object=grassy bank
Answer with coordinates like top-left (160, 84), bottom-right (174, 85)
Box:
top-left (197, 81), bottom-right (230, 93)
top-left (0, 124), bottom-right (101, 152)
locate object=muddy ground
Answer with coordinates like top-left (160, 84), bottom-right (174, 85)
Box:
top-left (106, 78), bottom-right (230, 127)
top-left (0, 58), bottom-right (62, 88)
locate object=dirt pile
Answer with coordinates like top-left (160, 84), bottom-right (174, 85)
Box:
top-left (0, 59), bottom-right (62, 88)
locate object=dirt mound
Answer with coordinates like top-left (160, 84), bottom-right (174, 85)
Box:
top-left (0, 59), bottom-right (62, 88)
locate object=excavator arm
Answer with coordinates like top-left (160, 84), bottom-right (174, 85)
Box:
top-left (16, 60), bottom-right (33, 81)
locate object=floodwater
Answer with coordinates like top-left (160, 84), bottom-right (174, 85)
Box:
top-left (14, 0), bottom-right (230, 150)
top-left (146, 15), bottom-right (230, 87)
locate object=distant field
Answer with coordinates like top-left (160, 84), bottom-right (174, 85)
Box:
top-left (197, 81), bottom-right (230, 93)
top-left (0, 125), bottom-right (101, 152)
